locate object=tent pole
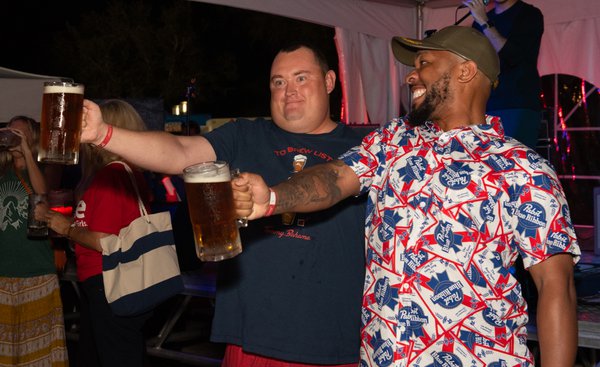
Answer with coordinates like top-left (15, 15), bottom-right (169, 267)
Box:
top-left (416, 0), bottom-right (425, 39)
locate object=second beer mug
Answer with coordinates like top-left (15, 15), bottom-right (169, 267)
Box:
top-left (183, 161), bottom-right (243, 261)
top-left (38, 81), bottom-right (84, 165)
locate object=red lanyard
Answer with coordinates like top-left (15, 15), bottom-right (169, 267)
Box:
top-left (14, 168), bottom-right (33, 195)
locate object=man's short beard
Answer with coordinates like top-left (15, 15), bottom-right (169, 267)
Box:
top-left (407, 73), bottom-right (451, 127)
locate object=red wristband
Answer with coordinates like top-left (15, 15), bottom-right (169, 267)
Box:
top-left (96, 124), bottom-right (113, 148)
top-left (264, 189), bottom-right (277, 217)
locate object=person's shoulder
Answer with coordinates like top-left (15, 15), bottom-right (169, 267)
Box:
top-left (492, 138), bottom-right (559, 175)
top-left (520, 1), bottom-right (543, 16)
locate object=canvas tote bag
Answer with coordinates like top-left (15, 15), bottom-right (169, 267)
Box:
top-left (101, 161), bottom-right (184, 316)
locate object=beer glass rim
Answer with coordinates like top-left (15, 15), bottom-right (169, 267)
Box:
top-left (183, 161), bottom-right (228, 174)
top-left (43, 81), bottom-right (84, 87)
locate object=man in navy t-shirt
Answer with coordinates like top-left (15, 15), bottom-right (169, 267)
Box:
top-left (80, 44), bottom-right (366, 366)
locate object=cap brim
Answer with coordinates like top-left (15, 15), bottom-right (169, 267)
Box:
top-left (391, 36), bottom-right (446, 66)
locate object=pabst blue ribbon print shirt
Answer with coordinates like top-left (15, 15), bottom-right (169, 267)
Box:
top-left (339, 116), bottom-right (580, 367)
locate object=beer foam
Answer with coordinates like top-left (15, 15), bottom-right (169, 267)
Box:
top-left (184, 170), bottom-right (231, 183)
top-left (44, 85), bottom-right (84, 94)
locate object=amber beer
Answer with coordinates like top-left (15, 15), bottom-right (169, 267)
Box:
top-left (183, 161), bottom-right (242, 261)
top-left (38, 81), bottom-right (84, 165)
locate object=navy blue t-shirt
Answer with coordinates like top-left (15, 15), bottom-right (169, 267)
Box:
top-left (205, 118), bottom-right (366, 364)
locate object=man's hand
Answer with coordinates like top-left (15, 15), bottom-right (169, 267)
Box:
top-left (463, 0), bottom-right (489, 26)
top-left (231, 172), bottom-right (270, 220)
top-left (81, 99), bottom-right (109, 145)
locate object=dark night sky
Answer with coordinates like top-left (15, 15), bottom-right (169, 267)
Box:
top-left (1, 1), bottom-right (109, 75)
top-left (1, 1), bottom-right (340, 118)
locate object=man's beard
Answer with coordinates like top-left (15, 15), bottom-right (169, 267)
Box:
top-left (407, 73), bottom-right (451, 127)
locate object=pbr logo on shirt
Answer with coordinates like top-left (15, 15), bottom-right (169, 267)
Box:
top-left (440, 162), bottom-right (472, 190)
top-left (459, 330), bottom-right (495, 350)
top-left (398, 304), bottom-right (429, 340)
top-left (515, 202), bottom-right (546, 237)
top-left (369, 331), bottom-right (394, 367)
top-left (479, 197), bottom-right (496, 223)
top-left (526, 150), bottom-right (542, 170)
top-left (375, 276), bottom-right (399, 311)
top-left (466, 264), bottom-right (487, 288)
top-left (378, 210), bottom-right (402, 242)
top-left (562, 204), bottom-right (573, 227)
top-left (434, 221), bottom-right (462, 253)
top-left (486, 154), bottom-right (515, 172)
top-left (547, 230), bottom-right (569, 251)
top-left (426, 351), bottom-right (462, 367)
top-left (482, 308), bottom-right (505, 329)
top-left (428, 271), bottom-right (464, 309)
top-left (403, 251), bottom-right (428, 276)
top-left (403, 156), bottom-right (428, 181)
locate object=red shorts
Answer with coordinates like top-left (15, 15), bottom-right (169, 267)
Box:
top-left (222, 344), bottom-right (358, 367)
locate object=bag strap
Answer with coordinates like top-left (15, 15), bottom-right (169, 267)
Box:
top-left (110, 161), bottom-right (150, 223)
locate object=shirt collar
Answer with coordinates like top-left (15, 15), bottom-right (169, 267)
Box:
top-left (405, 115), bottom-right (504, 139)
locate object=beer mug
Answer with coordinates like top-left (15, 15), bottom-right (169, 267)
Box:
top-left (183, 161), bottom-right (245, 261)
top-left (0, 129), bottom-right (20, 151)
top-left (38, 81), bottom-right (85, 165)
top-left (28, 193), bottom-right (48, 238)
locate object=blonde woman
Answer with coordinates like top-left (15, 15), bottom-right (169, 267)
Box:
top-left (0, 116), bottom-right (68, 366)
top-left (42, 100), bottom-right (152, 367)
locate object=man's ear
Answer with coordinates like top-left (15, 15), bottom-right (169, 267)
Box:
top-left (325, 70), bottom-right (336, 94)
top-left (458, 60), bottom-right (478, 83)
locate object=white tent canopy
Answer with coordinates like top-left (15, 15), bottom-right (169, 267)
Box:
top-left (0, 66), bottom-right (65, 123)
top-left (192, 0), bottom-right (600, 124)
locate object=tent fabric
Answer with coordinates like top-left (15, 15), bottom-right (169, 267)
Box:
top-left (192, 0), bottom-right (600, 125)
top-left (336, 28), bottom-right (405, 124)
top-left (0, 66), bottom-right (64, 123)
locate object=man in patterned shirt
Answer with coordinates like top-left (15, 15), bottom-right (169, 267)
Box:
top-left (233, 26), bottom-right (581, 367)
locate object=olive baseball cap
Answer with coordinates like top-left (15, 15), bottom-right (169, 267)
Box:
top-left (391, 25), bottom-right (500, 85)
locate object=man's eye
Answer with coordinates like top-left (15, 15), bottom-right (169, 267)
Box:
top-left (273, 79), bottom-right (285, 88)
top-left (297, 75), bottom-right (307, 82)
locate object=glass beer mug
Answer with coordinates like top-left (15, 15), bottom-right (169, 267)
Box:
top-left (38, 81), bottom-right (84, 165)
top-left (183, 161), bottom-right (246, 261)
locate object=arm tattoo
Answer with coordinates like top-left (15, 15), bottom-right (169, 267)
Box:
top-left (276, 160), bottom-right (346, 212)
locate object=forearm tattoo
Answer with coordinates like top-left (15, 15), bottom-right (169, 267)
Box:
top-left (276, 160), bottom-right (346, 212)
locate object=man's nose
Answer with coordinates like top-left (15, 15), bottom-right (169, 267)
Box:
top-left (285, 82), bottom-right (297, 95)
top-left (405, 69), bottom-right (418, 85)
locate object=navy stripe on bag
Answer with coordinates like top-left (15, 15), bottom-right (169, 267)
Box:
top-left (102, 230), bottom-right (175, 270)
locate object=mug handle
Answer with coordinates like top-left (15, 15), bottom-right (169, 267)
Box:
top-left (231, 168), bottom-right (248, 228)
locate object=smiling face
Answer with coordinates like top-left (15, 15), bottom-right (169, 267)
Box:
top-left (269, 47), bottom-right (337, 134)
top-left (405, 50), bottom-right (463, 126)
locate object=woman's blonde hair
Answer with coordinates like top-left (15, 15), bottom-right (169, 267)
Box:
top-left (80, 100), bottom-right (147, 179)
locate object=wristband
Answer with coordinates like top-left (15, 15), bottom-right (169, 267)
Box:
top-left (481, 20), bottom-right (494, 30)
top-left (265, 189), bottom-right (277, 217)
top-left (96, 124), bottom-right (113, 148)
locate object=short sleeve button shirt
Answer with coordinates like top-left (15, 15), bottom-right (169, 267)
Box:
top-left (340, 116), bottom-right (580, 367)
